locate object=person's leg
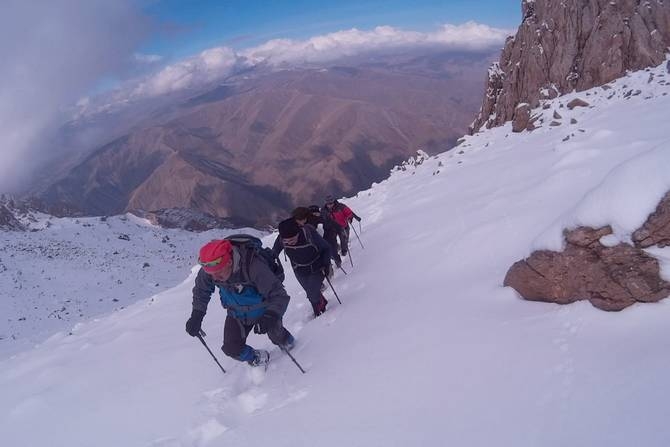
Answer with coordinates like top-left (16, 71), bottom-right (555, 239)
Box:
top-left (324, 231), bottom-right (342, 266)
top-left (295, 272), bottom-right (321, 305)
top-left (267, 318), bottom-right (294, 350)
top-left (339, 228), bottom-right (349, 256)
top-left (221, 315), bottom-right (255, 362)
top-left (296, 272), bottom-right (328, 316)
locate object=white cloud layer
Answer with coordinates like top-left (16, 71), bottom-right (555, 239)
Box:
top-left (242, 22), bottom-right (511, 65)
top-left (88, 22), bottom-right (511, 110)
top-left (0, 0), bottom-right (148, 192)
top-left (131, 47), bottom-right (240, 98)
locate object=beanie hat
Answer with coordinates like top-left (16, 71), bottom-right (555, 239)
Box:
top-left (278, 218), bottom-right (300, 238)
top-left (308, 205), bottom-right (320, 214)
top-left (325, 194), bottom-right (335, 204)
top-left (198, 240), bottom-right (233, 273)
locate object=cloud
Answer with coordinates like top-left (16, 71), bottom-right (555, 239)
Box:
top-left (241, 22), bottom-right (511, 65)
top-left (130, 47), bottom-right (240, 98)
top-left (86, 22), bottom-right (511, 113)
top-left (0, 0), bottom-right (148, 192)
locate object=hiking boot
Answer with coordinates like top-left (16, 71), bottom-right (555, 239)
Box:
top-left (248, 349), bottom-right (270, 368)
top-left (283, 334), bottom-right (296, 352)
top-left (313, 295), bottom-right (328, 317)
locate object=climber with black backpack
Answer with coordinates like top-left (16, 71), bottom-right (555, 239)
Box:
top-left (185, 235), bottom-right (294, 369)
top-left (272, 218), bottom-right (332, 317)
top-left (292, 206), bottom-right (342, 268)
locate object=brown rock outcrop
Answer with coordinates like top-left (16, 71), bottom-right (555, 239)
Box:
top-left (567, 98), bottom-right (590, 109)
top-left (470, 0), bottom-right (670, 133)
top-left (512, 103), bottom-right (532, 132)
top-left (504, 226), bottom-right (670, 311)
top-left (633, 191), bottom-right (670, 248)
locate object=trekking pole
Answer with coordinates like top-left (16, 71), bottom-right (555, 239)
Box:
top-left (358, 220), bottom-right (362, 235)
top-left (325, 275), bottom-right (343, 304)
top-left (351, 224), bottom-right (365, 249)
top-left (348, 242), bottom-right (354, 268)
top-left (197, 330), bottom-right (226, 374)
top-left (338, 265), bottom-right (348, 275)
top-left (280, 345), bottom-right (306, 374)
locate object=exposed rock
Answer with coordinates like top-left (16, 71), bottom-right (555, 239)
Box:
top-left (470, 0), bottom-right (670, 133)
top-left (570, 118), bottom-right (578, 124)
top-left (0, 205), bottom-right (26, 231)
top-left (549, 121), bottom-right (561, 127)
top-left (553, 111), bottom-right (562, 120)
top-left (567, 98), bottom-right (590, 110)
top-left (565, 225), bottom-right (612, 247)
top-left (633, 191), bottom-right (670, 248)
top-left (512, 103), bottom-right (532, 132)
top-left (504, 226), bottom-right (670, 311)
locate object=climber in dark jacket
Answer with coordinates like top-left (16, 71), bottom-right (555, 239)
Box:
top-left (273, 218), bottom-right (332, 317)
top-left (185, 239), bottom-right (294, 368)
top-left (292, 206), bottom-right (342, 268)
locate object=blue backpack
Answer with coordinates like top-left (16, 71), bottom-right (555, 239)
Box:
top-left (224, 234), bottom-right (285, 283)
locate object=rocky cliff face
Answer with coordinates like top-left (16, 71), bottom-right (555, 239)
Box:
top-left (471, 0), bottom-right (670, 132)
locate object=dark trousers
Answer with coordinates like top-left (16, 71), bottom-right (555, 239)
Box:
top-left (323, 230), bottom-right (342, 265)
top-left (295, 271), bottom-right (326, 305)
top-left (221, 314), bottom-right (291, 360)
top-left (338, 227), bottom-right (349, 255)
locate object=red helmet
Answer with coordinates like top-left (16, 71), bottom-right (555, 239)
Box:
top-left (198, 240), bottom-right (233, 273)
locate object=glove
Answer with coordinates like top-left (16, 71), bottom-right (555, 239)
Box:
top-left (254, 311), bottom-right (279, 334)
top-left (354, 215), bottom-right (361, 222)
top-left (185, 309), bottom-right (205, 337)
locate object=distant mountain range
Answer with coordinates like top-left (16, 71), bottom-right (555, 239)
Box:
top-left (35, 50), bottom-right (496, 226)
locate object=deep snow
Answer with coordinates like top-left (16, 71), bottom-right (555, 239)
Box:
top-left (0, 212), bottom-right (262, 357)
top-left (1, 59), bottom-right (670, 446)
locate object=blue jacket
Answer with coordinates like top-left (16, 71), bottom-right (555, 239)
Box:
top-left (191, 247), bottom-right (290, 325)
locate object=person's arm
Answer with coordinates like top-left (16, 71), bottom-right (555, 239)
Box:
top-left (342, 206), bottom-right (354, 223)
top-left (271, 234), bottom-right (284, 257)
top-left (191, 268), bottom-right (215, 313)
top-left (248, 257), bottom-right (290, 316)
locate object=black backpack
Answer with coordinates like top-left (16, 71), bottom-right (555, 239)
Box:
top-left (224, 234), bottom-right (285, 282)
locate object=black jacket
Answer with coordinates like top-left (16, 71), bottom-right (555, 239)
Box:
top-left (273, 224), bottom-right (331, 276)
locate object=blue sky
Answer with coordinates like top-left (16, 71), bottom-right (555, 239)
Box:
top-left (142, 0), bottom-right (521, 60)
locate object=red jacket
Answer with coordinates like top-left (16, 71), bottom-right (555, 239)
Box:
top-left (327, 202), bottom-right (354, 228)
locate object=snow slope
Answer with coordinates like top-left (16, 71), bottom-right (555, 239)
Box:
top-left (0, 212), bottom-right (262, 357)
top-left (1, 60), bottom-right (670, 446)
